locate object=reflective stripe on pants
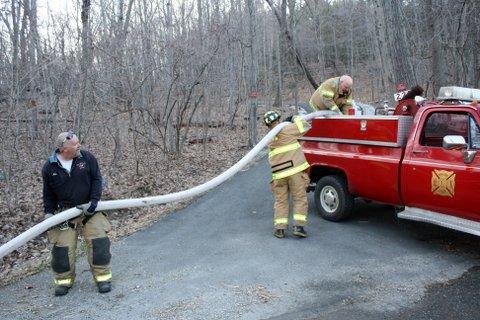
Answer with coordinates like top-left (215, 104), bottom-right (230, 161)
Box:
top-left (95, 271), bottom-right (112, 282)
top-left (54, 278), bottom-right (74, 286)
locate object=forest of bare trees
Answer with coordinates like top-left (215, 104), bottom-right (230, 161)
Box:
top-left (1, 0), bottom-right (479, 145)
top-left (0, 0), bottom-right (479, 242)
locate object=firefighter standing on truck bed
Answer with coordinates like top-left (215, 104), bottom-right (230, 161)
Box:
top-left (42, 131), bottom-right (112, 296)
top-left (309, 75), bottom-right (353, 114)
top-left (264, 111), bottom-right (311, 238)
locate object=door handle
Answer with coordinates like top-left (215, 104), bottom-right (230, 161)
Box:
top-left (412, 149), bottom-right (428, 154)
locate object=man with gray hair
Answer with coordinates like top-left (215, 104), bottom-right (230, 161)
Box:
top-left (309, 75), bottom-right (353, 114)
top-left (42, 131), bottom-right (112, 296)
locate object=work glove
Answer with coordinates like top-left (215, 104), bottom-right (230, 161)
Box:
top-left (76, 201), bottom-right (97, 216)
top-left (330, 105), bottom-right (342, 115)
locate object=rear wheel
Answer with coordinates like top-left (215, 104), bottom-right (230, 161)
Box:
top-left (314, 175), bottom-right (354, 221)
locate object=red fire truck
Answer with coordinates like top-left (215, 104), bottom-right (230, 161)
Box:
top-left (302, 86), bottom-right (480, 236)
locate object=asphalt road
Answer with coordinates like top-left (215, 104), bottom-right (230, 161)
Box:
top-left (0, 159), bottom-right (479, 320)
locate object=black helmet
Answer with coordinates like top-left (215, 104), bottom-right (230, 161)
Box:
top-left (263, 110), bottom-right (280, 126)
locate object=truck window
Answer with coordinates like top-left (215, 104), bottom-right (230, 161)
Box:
top-left (420, 112), bottom-right (469, 147)
top-left (470, 116), bottom-right (480, 149)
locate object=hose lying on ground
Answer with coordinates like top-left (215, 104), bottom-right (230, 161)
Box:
top-left (0, 111), bottom-right (332, 259)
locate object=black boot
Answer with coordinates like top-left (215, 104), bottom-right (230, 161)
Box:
top-left (97, 281), bottom-right (111, 293)
top-left (293, 226), bottom-right (307, 238)
top-left (273, 229), bottom-right (285, 238)
top-left (54, 285), bottom-right (70, 296)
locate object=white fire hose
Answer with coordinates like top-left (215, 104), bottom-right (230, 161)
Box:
top-left (0, 111), bottom-right (332, 259)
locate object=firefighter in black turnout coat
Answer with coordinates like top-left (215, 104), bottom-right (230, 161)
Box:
top-left (42, 131), bottom-right (112, 296)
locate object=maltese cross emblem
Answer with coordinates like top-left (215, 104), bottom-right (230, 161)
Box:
top-left (431, 169), bottom-right (455, 197)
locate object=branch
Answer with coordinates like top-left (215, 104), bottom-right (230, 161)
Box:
top-left (264, 0), bottom-right (318, 89)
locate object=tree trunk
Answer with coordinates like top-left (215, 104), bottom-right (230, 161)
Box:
top-left (28, 0), bottom-right (40, 139)
top-left (474, 1), bottom-right (480, 88)
top-left (75, 0), bottom-right (93, 137)
top-left (247, 0), bottom-right (258, 147)
top-left (264, 0), bottom-right (318, 89)
top-left (274, 35), bottom-right (283, 109)
top-left (164, 0), bottom-right (176, 155)
top-left (10, 0), bottom-right (20, 97)
top-left (382, 0), bottom-right (416, 86)
top-left (347, 3), bottom-right (354, 75)
top-left (372, 0), bottom-right (392, 95)
top-left (19, 0), bottom-right (28, 98)
top-left (426, 0), bottom-right (446, 97)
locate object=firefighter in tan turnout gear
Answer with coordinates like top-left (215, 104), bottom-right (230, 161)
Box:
top-left (309, 75), bottom-right (353, 114)
top-left (42, 131), bottom-right (112, 296)
top-left (264, 111), bottom-right (311, 238)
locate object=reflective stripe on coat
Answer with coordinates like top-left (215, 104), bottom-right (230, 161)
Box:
top-left (268, 116), bottom-right (310, 180)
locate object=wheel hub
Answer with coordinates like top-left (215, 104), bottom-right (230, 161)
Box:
top-left (321, 186), bottom-right (339, 213)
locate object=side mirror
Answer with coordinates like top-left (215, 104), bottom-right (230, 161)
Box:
top-left (443, 135), bottom-right (477, 164)
top-left (463, 150), bottom-right (477, 164)
top-left (443, 135), bottom-right (467, 150)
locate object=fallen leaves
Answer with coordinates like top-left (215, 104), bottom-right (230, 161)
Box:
top-left (0, 121), bottom-right (269, 287)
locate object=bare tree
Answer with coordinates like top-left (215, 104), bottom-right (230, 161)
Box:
top-left (426, 0), bottom-right (446, 96)
top-left (382, 0), bottom-right (416, 86)
top-left (372, 0), bottom-right (392, 94)
top-left (247, 0), bottom-right (258, 147)
top-left (75, 0), bottom-right (93, 136)
top-left (264, 0), bottom-right (318, 89)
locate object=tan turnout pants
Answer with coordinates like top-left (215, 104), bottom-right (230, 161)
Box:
top-left (270, 171), bottom-right (310, 229)
top-left (47, 212), bottom-right (112, 286)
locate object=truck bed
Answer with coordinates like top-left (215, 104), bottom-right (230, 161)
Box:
top-left (301, 116), bottom-right (413, 205)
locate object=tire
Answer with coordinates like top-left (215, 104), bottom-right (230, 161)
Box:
top-left (314, 175), bottom-right (354, 222)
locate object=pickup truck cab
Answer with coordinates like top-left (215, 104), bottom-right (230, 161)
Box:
top-left (301, 86), bottom-right (480, 235)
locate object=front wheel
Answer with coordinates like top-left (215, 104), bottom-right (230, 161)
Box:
top-left (314, 175), bottom-right (354, 222)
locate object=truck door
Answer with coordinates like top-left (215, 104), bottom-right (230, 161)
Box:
top-left (401, 109), bottom-right (480, 221)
